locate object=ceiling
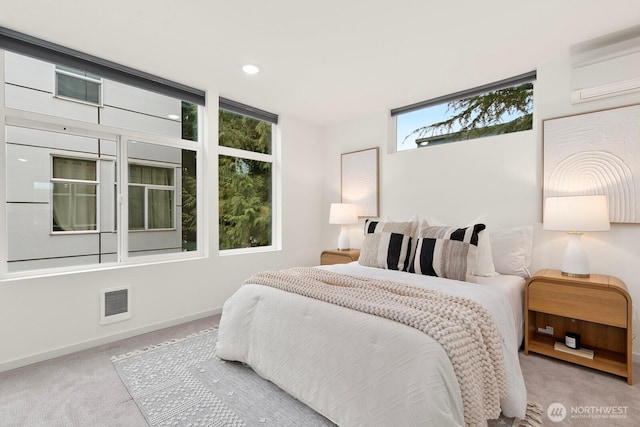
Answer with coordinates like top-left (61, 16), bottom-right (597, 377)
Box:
top-left (2, 0), bottom-right (640, 127)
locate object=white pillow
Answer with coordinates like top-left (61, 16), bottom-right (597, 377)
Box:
top-left (490, 226), bottom-right (533, 278)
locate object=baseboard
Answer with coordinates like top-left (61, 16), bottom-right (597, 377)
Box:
top-left (634, 352), bottom-right (640, 364)
top-left (0, 307), bottom-right (222, 373)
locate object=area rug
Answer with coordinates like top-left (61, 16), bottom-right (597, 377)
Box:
top-left (112, 329), bottom-right (542, 427)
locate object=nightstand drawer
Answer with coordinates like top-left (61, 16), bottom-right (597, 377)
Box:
top-left (528, 280), bottom-right (627, 327)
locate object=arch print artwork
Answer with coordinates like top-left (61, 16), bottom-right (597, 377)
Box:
top-left (543, 104), bottom-right (640, 223)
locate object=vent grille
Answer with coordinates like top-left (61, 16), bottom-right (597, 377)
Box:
top-left (105, 289), bottom-right (128, 317)
top-left (100, 286), bottom-right (131, 325)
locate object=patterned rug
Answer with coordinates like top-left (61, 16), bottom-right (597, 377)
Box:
top-left (112, 329), bottom-right (542, 426)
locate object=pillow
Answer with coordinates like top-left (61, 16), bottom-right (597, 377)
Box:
top-left (490, 226), bottom-right (533, 278)
top-left (359, 232), bottom-right (412, 271)
top-left (418, 217), bottom-right (497, 277)
top-left (364, 219), bottom-right (417, 236)
top-left (413, 224), bottom-right (486, 279)
top-left (408, 237), bottom-right (477, 282)
top-left (418, 224), bottom-right (486, 246)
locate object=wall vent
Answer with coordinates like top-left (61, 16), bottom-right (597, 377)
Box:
top-left (100, 286), bottom-right (131, 325)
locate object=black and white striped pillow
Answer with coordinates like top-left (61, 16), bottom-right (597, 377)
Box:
top-left (408, 238), bottom-right (475, 281)
top-left (358, 232), bottom-right (412, 271)
top-left (408, 224), bottom-right (486, 281)
top-left (364, 219), bottom-right (417, 236)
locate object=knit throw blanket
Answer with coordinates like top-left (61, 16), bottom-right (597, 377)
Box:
top-left (244, 267), bottom-right (507, 426)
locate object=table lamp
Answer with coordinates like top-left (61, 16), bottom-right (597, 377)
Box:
top-left (543, 195), bottom-right (610, 278)
top-left (329, 203), bottom-right (358, 250)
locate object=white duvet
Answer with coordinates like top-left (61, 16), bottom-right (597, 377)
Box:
top-left (216, 263), bottom-right (527, 426)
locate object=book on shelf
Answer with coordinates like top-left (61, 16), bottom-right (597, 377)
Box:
top-left (554, 342), bottom-right (594, 359)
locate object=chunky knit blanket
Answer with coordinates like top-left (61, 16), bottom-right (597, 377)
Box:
top-left (244, 267), bottom-right (507, 426)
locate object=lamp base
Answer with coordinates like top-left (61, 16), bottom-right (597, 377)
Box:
top-left (337, 225), bottom-right (351, 251)
top-left (561, 271), bottom-right (590, 278)
top-left (561, 232), bottom-right (590, 278)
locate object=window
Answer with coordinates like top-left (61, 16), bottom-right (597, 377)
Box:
top-left (218, 99), bottom-right (278, 251)
top-left (393, 71), bottom-right (535, 151)
top-left (128, 164), bottom-right (175, 231)
top-left (55, 66), bottom-right (102, 105)
top-left (51, 157), bottom-right (98, 232)
top-left (2, 38), bottom-right (203, 275)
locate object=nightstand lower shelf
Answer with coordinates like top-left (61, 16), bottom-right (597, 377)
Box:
top-left (527, 334), bottom-right (628, 378)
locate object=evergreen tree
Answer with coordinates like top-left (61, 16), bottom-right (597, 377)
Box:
top-left (403, 83), bottom-right (533, 146)
top-left (218, 110), bottom-right (272, 249)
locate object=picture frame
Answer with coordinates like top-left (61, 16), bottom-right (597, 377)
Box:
top-left (341, 147), bottom-right (379, 218)
top-left (542, 103), bottom-right (640, 223)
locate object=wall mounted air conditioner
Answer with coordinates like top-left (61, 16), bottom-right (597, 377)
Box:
top-left (571, 36), bottom-right (640, 104)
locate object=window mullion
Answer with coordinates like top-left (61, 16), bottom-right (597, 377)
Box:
top-left (218, 145), bottom-right (273, 163)
top-left (117, 135), bottom-right (127, 263)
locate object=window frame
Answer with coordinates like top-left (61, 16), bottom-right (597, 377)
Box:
top-left (1, 107), bottom-right (204, 279)
top-left (0, 35), bottom-right (206, 278)
top-left (392, 71), bottom-right (536, 152)
top-left (50, 155), bottom-right (100, 234)
top-left (127, 161), bottom-right (177, 232)
top-left (54, 66), bottom-right (103, 106)
top-left (218, 108), bottom-right (280, 255)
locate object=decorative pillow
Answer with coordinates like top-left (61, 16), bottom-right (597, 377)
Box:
top-left (358, 232), bottom-right (412, 271)
top-left (418, 218), bottom-right (496, 277)
top-left (364, 219), bottom-right (417, 237)
top-left (490, 226), bottom-right (533, 278)
top-left (414, 224), bottom-right (486, 278)
top-left (418, 224), bottom-right (486, 246)
top-left (408, 237), bottom-right (476, 282)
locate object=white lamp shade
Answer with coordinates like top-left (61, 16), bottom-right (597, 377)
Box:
top-left (329, 203), bottom-right (358, 225)
top-left (543, 195), bottom-right (610, 232)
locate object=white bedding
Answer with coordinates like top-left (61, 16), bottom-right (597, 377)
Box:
top-left (216, 263), bottom-right (527, 426)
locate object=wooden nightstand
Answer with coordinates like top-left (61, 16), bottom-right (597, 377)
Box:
top-left (525, 269), bottom-right (633, 384)
top-left (320, 249), bottom-right (360, 265)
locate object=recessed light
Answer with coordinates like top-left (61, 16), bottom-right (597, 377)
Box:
top-left (167, 114), bottom-right (180, 120)
top-left (242, 64), bottom-right (260, 75)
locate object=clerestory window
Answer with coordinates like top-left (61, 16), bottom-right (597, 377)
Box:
top-left (393, 71), bottom-right (536, 152)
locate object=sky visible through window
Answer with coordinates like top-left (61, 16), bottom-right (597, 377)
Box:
top-left (396, 104), bottom-right (449, 152)
top-left (396, 83), bottom-right (532, 152)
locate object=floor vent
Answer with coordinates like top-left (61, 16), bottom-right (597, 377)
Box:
top-left (100, 286), bottom-right (131, 325)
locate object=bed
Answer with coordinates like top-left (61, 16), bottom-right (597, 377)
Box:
top-left (216, 221), bottom-right (530, 427)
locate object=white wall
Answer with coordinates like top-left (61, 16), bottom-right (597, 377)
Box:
top-left (322, 56), bottom-right (640, 358)
top-left (0, 107), bottom-right (326, 371)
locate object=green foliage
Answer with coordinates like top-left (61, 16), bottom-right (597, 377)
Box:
top-left (182, 102), bottom-right (198, 141)
top-left (218, 110), bottom-right (272, 250)
top-left (180, 103), bottom-right (199, 250)
top-left (405, 83), bottom-right (533, 146)
top-left (181, 150), bottom-right (197, 251)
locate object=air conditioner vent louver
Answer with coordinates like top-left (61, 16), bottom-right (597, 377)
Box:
top-left (570, 35), bottom-right (640, 104)
top-left (100, 286), bottom-right (131, 325)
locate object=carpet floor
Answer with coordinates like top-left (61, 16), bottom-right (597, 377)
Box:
top-left (1, 314), bottom-right (638, 426)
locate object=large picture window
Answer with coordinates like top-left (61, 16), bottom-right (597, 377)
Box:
top-left (218, 102), bottom-right (278, 251)
top-left (2, 43), bottom-right (203, 275)
top-left (393, 72), bottom-right (535, 151)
